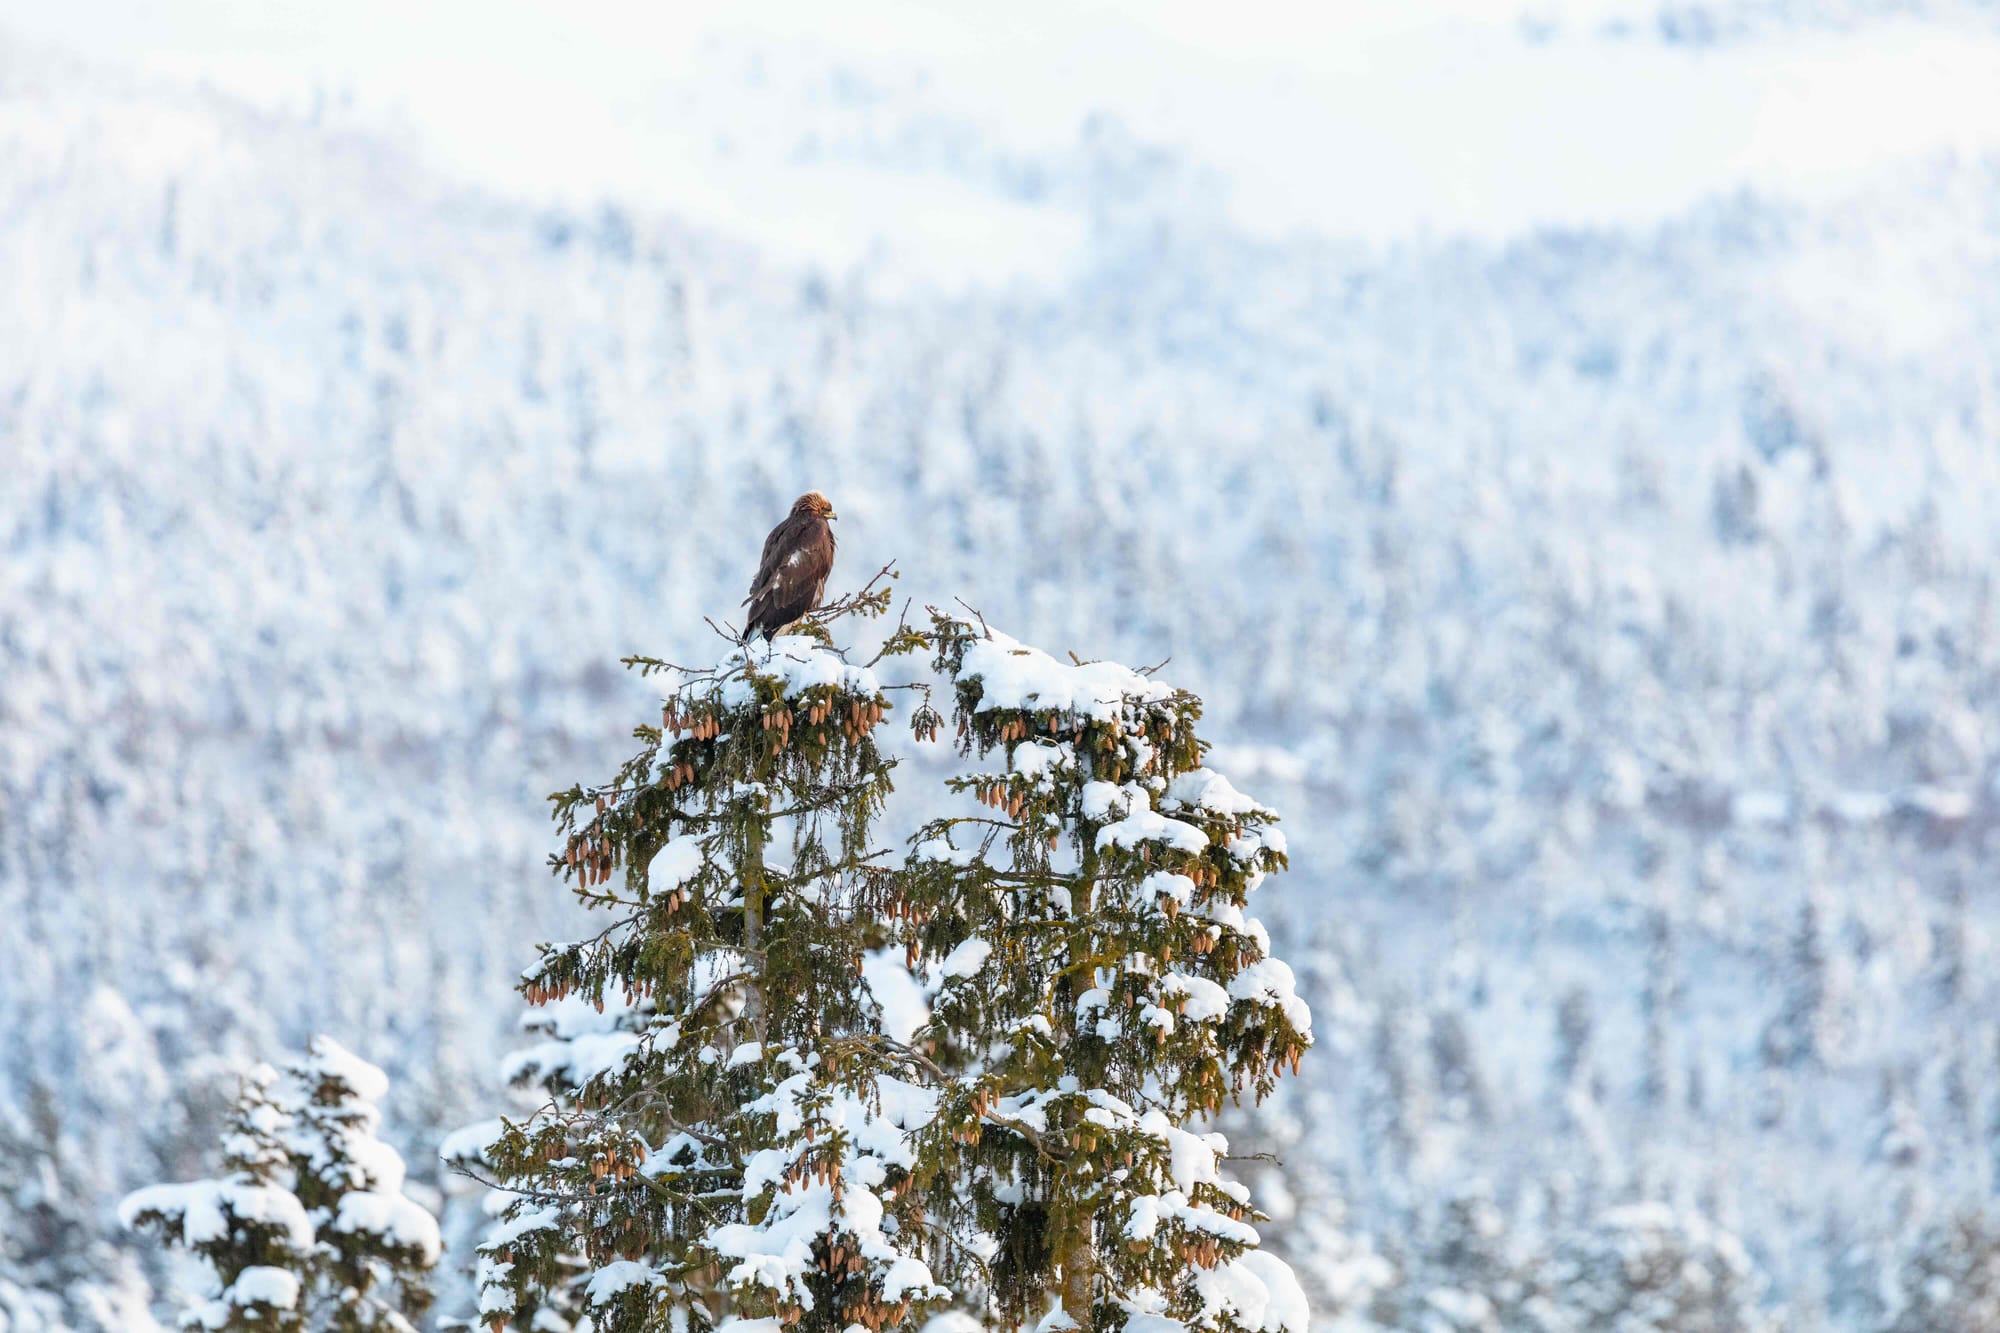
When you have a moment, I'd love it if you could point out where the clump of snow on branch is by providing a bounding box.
[958,629,1172,720]
[716,634,884,706]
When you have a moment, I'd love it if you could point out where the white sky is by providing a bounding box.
[6,0,1999,284]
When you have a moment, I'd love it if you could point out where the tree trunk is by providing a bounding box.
[743,816,768,1045]
[1057,1230,1093,1333]
[1056,843,1097,1331]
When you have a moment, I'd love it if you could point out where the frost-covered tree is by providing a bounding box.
[1636,908,1678,1113]
[1386,1186,1535,1333]
[892,613,1313,1333]
[0,1082,161,1333]
[1532,1204,1771,1333]
[1761,891,1848,1071]
[450,585,948,1333]
[1360,996,1430,1185]
[121,1039,439,1332]
[1550,988,1594,1096]
[1888,1209,2000,1333]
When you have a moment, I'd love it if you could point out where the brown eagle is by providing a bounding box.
[743,491,838,640]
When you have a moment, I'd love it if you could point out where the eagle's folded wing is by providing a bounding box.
[744,514,836,636]
[744,521,794,605]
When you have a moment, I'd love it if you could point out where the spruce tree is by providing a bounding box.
[454,585,949,1333]
[284,1040,442,1333]
[891,613,1313,1333]
[1407,1187,1530,1332]
[1760,891,1846,1072]
[453,604,1315,1333]
[1533,1205,1769,1333]
[121,1038,439,1332]
[121,1063,314,1331]
[1889,1209,2000,1333]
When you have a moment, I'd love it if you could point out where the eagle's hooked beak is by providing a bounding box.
[826,509,839,521]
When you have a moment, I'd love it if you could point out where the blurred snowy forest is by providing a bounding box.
[6,3,2000,1329]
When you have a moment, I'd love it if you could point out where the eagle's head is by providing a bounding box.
[794,491,837,521]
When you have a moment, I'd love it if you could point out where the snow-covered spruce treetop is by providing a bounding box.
[895,613,1312,1333]
[446,591,1309,1333]
[449,575,947,1333]
[121,1038,440,1333]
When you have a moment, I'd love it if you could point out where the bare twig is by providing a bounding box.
[951,597,992,639]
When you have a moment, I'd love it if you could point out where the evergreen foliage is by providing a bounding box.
[454,578,946,1333]
[894,613,1311,1333]
[120,1039,439,1332]
[449,601,1313,1333]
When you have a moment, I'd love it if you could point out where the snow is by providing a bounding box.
[1164,769,1271,819]
[879,1256,938,1302]
[521,989,643,1038]
[296,1037,390,1102]
[1120,1315,1185,1333]
[39,0,1992,263]
[584,1259,666,1304]
[1082,782,1130,822]
[1731,788,1791,826]
[118,1180,315,1252]
[1225,825,1286,865]
[1225,959,1313,1037]
[722,636,881,704]
[861,948,931,1044]
[959,629,1173,721]
[1096,798,1210,856]
[712,1071,945,1311]
[936,938,993,982]
[912,833,980,866]
[476,1259,518,1316]
[647,838,709,893]
[223,1267,299,1310]
[502,1030,643,1088]
[480,1205,562,1251]
[1193,1252,1309,1333]
[1162,973,1231,1024]
[1011,741,1072,783]
[921,1315,984,1333]
[441,1118,513,1168]
[331,1190,444,1263]
[1124,1185,1259,1247]
[1138,871,1195,912]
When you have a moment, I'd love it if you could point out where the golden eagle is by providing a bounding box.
[743,491,838,640]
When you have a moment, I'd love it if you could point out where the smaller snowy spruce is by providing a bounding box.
[121,1038,440,1332]
[892,612,1312,1333]
[448,576,949,1333]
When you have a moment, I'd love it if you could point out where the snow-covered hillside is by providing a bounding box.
[4,9,2000,1329]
